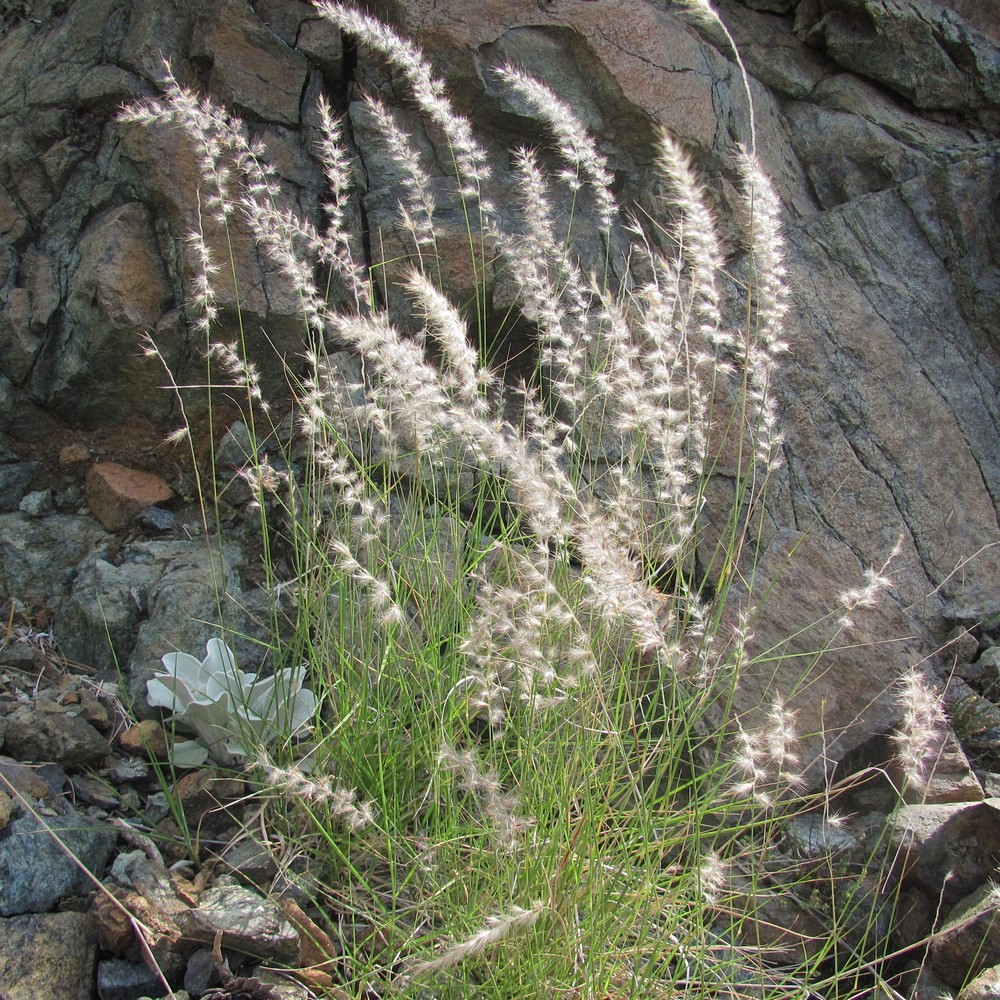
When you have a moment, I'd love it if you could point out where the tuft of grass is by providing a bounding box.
[117,3,946,996]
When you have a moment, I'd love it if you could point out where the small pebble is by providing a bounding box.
[59,444,90,465]
[118,720,169,760]
[138,506,175,531]
[104,755,150,782]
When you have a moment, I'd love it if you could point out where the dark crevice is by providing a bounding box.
[332,32,376,311]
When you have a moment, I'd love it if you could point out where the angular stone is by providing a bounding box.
[794,0,1000,111]
[219,835,280,886]
[930,884,1000,988]
[890,799,1000,906]
[118,719,169,760]
[0,911,97,1000]
[958,963,1000,1000]
[910,963,956,1000]
[733,888,828,966]
[57,553,162,675]
[183,946,225,997]
[96,958,163,1000]
[19,488,54,517]
[0,512,107,606]
[59,444,90,465]
[176,877,300,962]
[3,701,109,766]
[47,202,175,426]
[943,676,1000,760]
[173,768,247,837]
[908,726,984,805]
[0,461,39,512]
[255,0,313,46]
[124,537,251,716]
[726,530,924,789]
[0,810,115,916]
[195,0,309,126]
[84,462,173,532]
[69,773,123,811]
[783,813,859,857]
[89,890,136,955]
[99,858,189,981]
[137,506,175,531]
[297,10,344,76]
[0,757,53,802]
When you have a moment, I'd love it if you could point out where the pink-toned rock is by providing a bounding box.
[118,719,169,760]
[59,443,89,465]
[0,757,53,802]
[906,727,983,805]
[84,462,173,532]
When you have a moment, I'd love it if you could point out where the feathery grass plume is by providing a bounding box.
[502,146,593,410]
[437,741,535,849]
[460,541,601,726]
[236,142,331,334]
[313,2,491,198]
[119,60,239,225]
[122,61,341,333]
[183,226,220,334]
[838,534,903,630]
[735,148,789,472]
[314,94,371,310]
[402,269,494,413]
[410,899,545,976]
[125,6,834,992]
[698,851,730,906]
[893,667,947,792]
[729,696,803,807]
[327,536,408,629]
[206,341,266,408]
[653,132,728,355]
[361,95,439,257]
[495,64,617,233]
[254,749,377,831]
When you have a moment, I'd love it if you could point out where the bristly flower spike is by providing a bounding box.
[313,2,491,196]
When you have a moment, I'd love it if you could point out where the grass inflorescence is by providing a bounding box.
[120,3,947,996]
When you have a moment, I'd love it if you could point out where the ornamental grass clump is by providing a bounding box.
[119,3,918,996]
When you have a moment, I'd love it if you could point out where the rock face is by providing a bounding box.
[0,0,998,773]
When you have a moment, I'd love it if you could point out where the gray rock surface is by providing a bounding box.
[0,461,39,511]
[122,537,251,713]
[0,911,97,1000]
[0,512,107,608]
[0,809,115,916]
[890,799,1000,907]
[959,964,1000,1000]
[3,700,109,766]
[793,0,1000,112]
[176,878,301,962]
[930,883,1000,988]
[96,958,164,1000]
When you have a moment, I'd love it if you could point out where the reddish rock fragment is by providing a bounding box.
[84,462,173,531]
[59,444,90,465]
[118,719,169,759]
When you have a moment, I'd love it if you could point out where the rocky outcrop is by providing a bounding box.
[0,0,998,777]
[1,5,1000,996]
